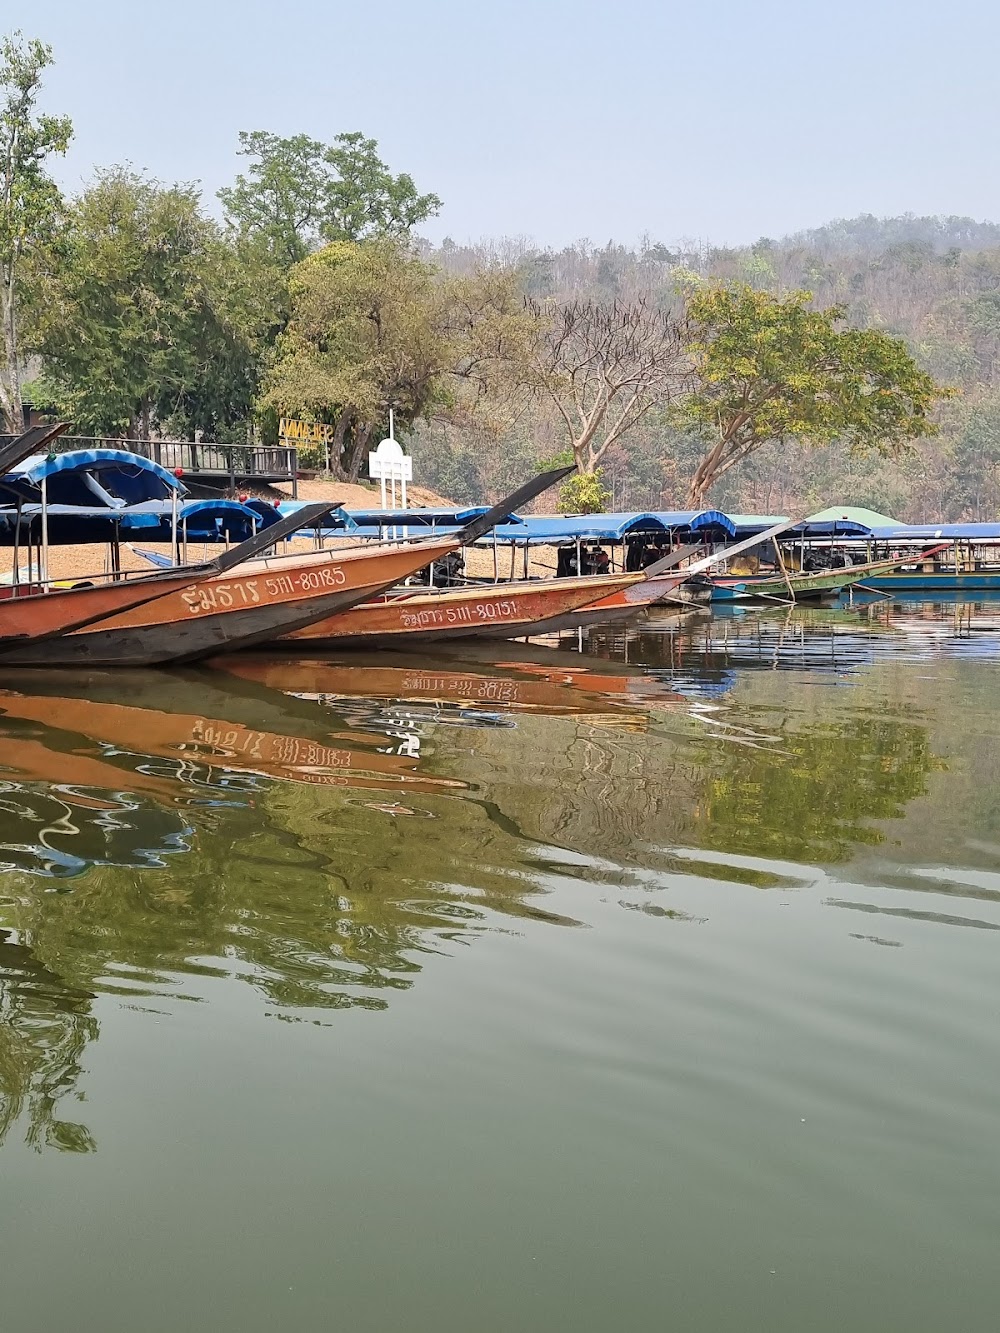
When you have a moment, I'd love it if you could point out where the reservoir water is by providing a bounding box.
[0,597,998,1332]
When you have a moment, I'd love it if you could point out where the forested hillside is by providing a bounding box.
[413,216,1000,521]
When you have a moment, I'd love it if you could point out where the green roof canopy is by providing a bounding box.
[804,504,900,528]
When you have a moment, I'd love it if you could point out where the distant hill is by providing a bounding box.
[771,214,1000,259]
[412,215,1000,523]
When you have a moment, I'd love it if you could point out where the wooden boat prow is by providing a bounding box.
[0,537,460,666]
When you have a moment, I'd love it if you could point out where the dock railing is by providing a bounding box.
[0,434,298,495]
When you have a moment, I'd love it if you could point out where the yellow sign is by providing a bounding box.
[279,418,335,444]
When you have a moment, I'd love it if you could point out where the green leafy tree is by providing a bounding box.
[264,240,532,483]
[32,168,254,438]
[262,238,452,480]
[0,32,71,432]
[679,282,951,505]
[218,130,441,268]
[556,467,611,514]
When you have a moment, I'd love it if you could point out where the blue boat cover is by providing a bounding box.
[1,449,186,506]
[653,510,737,536]
[0,499,267,546]
[485,510,736,544]
[869,522,1000,541]
[727,513,875,538]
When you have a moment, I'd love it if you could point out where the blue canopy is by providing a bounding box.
[869,522,1000,542]
[1,448,186,506]
[653,510,737,537]
[484,510,736,545]
[728,513,876,539]
[0,498,267,546]
[344,505,503,527]
[273,501,524,537]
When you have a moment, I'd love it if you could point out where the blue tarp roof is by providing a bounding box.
[1,448,186,506]
[869,522,1000,541]
[273,501,524,535]
[484,510,736,545]
[727,513,876,539]
[653,510,736,536]
[0,498,270,546]
[344,505,501,526]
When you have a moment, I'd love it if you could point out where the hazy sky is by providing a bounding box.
[8,0,998,249]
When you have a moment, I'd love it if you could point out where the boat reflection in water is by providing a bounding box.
[220,645,689,728]
[0,626,958,1156]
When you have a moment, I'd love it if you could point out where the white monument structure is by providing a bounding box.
[368,413,412,512]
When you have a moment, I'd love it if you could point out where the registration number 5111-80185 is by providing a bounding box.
[181,565,347,615]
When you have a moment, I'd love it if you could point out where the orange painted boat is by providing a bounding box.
[278,572,654,649]
[0,536,458,667]
[0,497,338,654]
[0,567,237,648]
[506,568,696,637]
[0,465,574,666]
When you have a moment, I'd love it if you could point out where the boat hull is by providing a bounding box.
[502,571,691,637]
[0,571,209,648]
[858,571,1000,591]
[708,556,907,602]
[279,574,647,647]
[1,540,456,666]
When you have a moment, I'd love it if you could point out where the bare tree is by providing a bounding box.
[525,296,688,474]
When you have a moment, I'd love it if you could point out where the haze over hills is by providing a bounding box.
[413,214,1000,522]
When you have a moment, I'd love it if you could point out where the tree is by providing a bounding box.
[218,130,441,268]
[31,168,254,439]
[523,296,689,478]
[557,468,611,514]
[263,238,452,481]
[679,282,950,505]
[0,32,71,432]
[947,395,1000,519]
[263,241,534,482]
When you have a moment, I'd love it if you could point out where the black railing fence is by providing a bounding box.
[0,434,298,494]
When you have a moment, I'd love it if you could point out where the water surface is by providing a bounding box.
[0,598,998,1332]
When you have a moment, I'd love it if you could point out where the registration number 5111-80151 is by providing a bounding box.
[181,565,347,615]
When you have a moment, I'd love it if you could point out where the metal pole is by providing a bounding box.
[171,485,179,566]
[12,499,21,588]
[40,474,49,586]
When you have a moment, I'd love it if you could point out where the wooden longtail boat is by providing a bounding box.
[486,568,696,637]
[0,502,342,653]
[278,542,706,649]
[0,536,459,667]
[279,572,651,648]
[708,551,941,602]
[0,465,574,667]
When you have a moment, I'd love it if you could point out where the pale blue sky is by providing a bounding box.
[8,0,998,248]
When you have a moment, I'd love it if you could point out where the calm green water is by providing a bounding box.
[1,598,999,1332]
